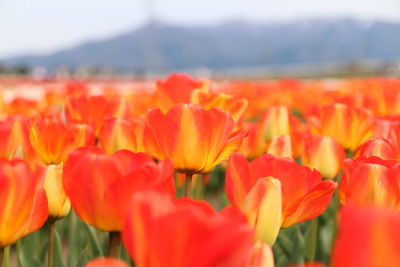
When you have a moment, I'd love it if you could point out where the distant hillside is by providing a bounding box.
[2,18,400,72]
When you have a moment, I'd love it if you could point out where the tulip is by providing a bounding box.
[261,105,291,141]
[191,89,248,126]
[332,206,400,267]
[339,157,400,209]
[122,190,255,267]
[239,122,265,159]
[63,146,175,232]
[226,153,336,229]
[311,103,374,151]
[0,118,17,158]
[301,133,345,179]
[0,159,48,247]
[144,104,245,174]
[65,95,128,137]
[99,117,145,154]
[155,73,207,112]
[355,138,398,160]
[29,119,95,165]
[85,258,128,267]
[266,135,293,158]
[247,241,275,267]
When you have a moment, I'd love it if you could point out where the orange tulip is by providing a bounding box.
[239,122,265,159]
[0,159,48,247]
[226,153,336,228]
[85,258,129,267]
[0,118,18,158]
[122,190,255,267]
[191,89,248,126]
[332,206,400,267]
[310,103,374,151]
[144,104,245,174]
[355,138,398,160]
[65,95,127,137]
[248,242,275,267]
[265,135,293,158]
[261,105,291,141]
[155,73,207,112]
[301,133,345,179]
[29,119,95,165]
[339,157,400,209]
[63,147,175,231]
[99,117,145,154]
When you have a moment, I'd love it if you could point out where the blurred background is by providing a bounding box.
[0,0,400,78]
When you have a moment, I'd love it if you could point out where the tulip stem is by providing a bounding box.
[308,218,319,262]
[184,174,193,197]
[48,219,56,267]
[0,247,3,267]
[108,232,121,258]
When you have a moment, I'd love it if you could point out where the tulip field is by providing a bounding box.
[0,74,400,267]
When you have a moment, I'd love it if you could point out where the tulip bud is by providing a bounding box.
[44,164,71,218]
[262,106,290,141]
[266,135,292,158]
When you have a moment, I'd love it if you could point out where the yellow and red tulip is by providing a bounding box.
[226,153,336,229]
[0,159,48,247]
[63,147,175,231]
[144,103,245,174]
[301,133,345,179]
[355,138,398,160]
[99,117,146,154]
[122,190,255,267]
[339,157,400,209]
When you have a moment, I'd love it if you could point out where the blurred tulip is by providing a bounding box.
[266,135,293,158]
[226,153,336,228]
[301,134,345,179]
[355,138,398,160]
[262,105,291,141]
[65,95,128,137]
[85,258,129,267]
[0,118,17,158]
[311,103,374,151]
[191,89,248,126]
[0,159,48,247]
[63,147,175,231]
[239,122,265,159]
[145,104,245,174]
[29,119,95,165]
[122,190,255,267]
[247,241,275,267]
[339,157,400,209]
[332,206,400,267]
[287,263,326,267]
[99,118,145,154]
[155,73,207,112]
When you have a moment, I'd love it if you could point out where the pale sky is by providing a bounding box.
[0,0,399,58]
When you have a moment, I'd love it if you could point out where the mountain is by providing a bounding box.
[2,18,400,72]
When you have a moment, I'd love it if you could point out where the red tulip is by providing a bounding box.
[63,147,175,231]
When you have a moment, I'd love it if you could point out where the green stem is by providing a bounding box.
[184,174,193,197]
[193,174,204,200]
[3,247,9,267]
[48,220,56,267]
[308,218,319,262]
[108,232,121,258]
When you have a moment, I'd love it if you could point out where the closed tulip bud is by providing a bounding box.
[266,135,293,158]
[145,104,245,174]
[99,118,145,154]
[262,106,291,141]
[44,164,71,218]
[302,134,345,179]
[243,177,282,245]
[0,159,48,247]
